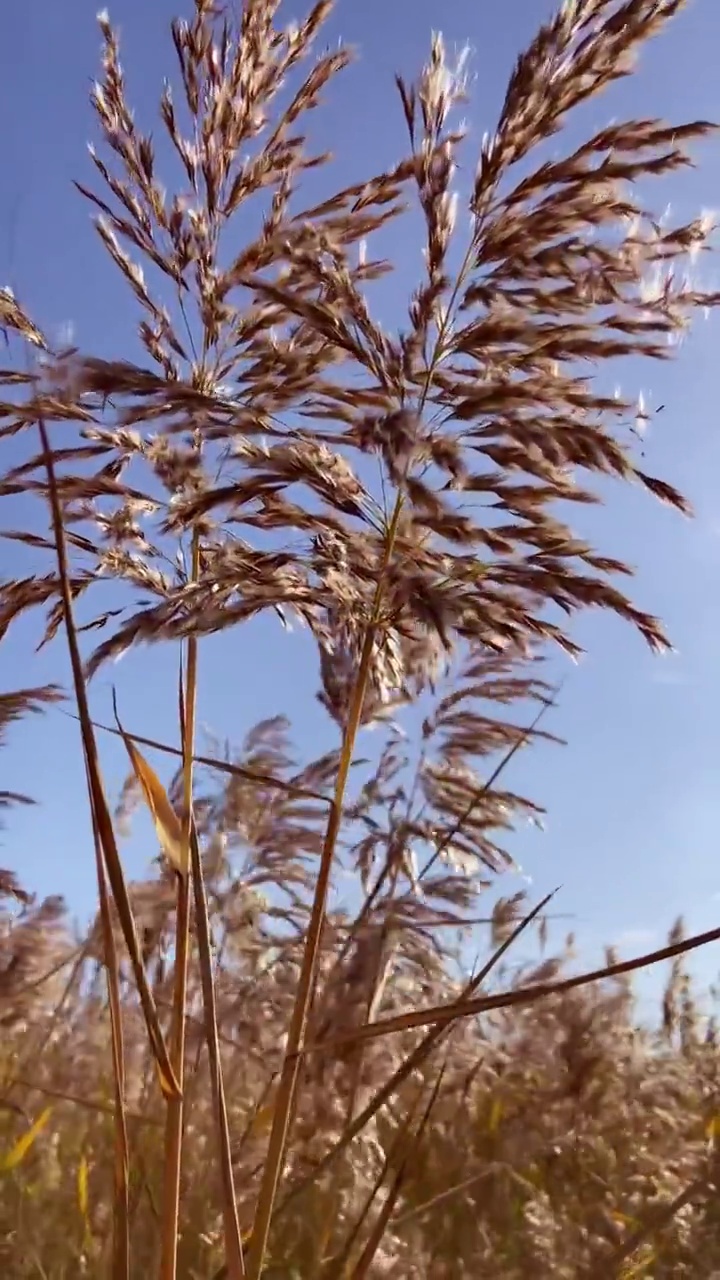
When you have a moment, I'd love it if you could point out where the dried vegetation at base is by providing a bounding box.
[1,1,720,1275]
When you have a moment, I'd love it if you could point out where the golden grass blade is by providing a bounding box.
[1,1105,52,1171]
[77,1152,89,1214]
[77,1153,91,1246]
[112,689,185,875]
[37,415,180,1101]
[248,1103,274,1140]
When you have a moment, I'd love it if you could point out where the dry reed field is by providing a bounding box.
[2,0,720,1275]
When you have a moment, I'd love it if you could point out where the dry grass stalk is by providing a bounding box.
[35,413,180,1102]
[308,920,720,1053]
[36,410,135,1276]
[188,816,246,1278]
[158,552,198,1280]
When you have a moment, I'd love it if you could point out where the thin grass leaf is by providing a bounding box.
[2,1105,52,1171]
[392,1166,497,1229]
[78,1153,90,1232]
[6,1078,161,1126]
[112,688,186,875]
[63,710,330,802]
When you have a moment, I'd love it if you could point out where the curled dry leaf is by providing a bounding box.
[112,691,186,875]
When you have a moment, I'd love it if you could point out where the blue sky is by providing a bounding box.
[2,0,720,1008]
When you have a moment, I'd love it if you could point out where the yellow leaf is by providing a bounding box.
[77,1154,89,1221]
[158,1061,182,1101]
[2,1107,52,1171]
[706,1114,720,1144]
[619,1245,655,1279]
[113,693,185,874]
[612,1210,638,1229]
[249,1103,274,1137]
[487,1097,503,1134]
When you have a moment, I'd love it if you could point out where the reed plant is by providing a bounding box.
[2,1,720,1275]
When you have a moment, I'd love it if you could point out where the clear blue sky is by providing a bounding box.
[2,0,720,1004]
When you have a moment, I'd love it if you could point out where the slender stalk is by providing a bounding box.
[244,503,403,1279]
[159,532,200,1280]
[246,244,490,1273]
[189,817,246,1277]
[415,690,560,885]
[36,415,180,1100]
[38,414,131,1277]
[159,870,191,1279]
[92,820,131,1280]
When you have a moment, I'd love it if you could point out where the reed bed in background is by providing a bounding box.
[1,0,719,1275]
